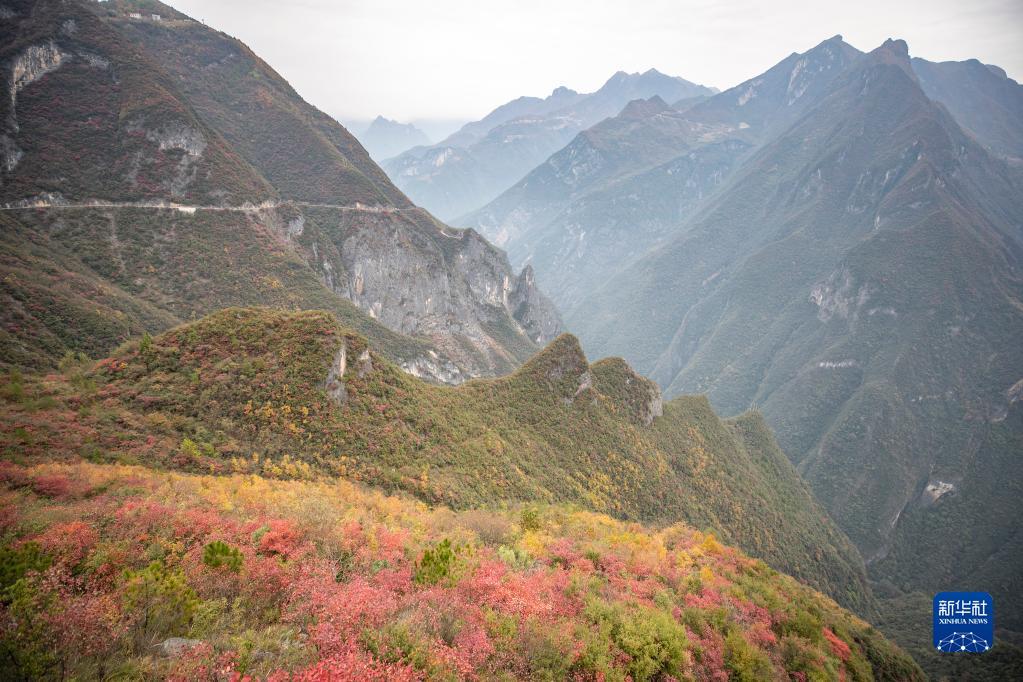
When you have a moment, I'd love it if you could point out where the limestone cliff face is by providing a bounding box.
[270,205,564,380]
[508,265,563,345]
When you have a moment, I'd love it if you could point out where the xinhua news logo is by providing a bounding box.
[933,592,994,653]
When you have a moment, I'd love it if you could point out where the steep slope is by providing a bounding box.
[570,39,1023,636]
[912,56,1023,163]
[384,69,715,220]
[100,0,406,207]
[0,461,923,681]
[0,0,272,204]
[464,36,862,312]
[0,0,561,379]
[2,306,875,613]
[355,115,431,162]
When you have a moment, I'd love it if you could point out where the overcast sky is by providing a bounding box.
[167,0,1023,125]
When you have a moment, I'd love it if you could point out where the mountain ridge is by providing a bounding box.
[384,68,716,220]
[463,36,864,312]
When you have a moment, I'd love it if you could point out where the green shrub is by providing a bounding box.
[0,543,51,598]
[0,576,57,679]
[725,629,774,681]
[139,332,155,368]
[520,507,542,532]
[585,600,690,681]
[413,538,458,586]
[778,608,824,643]
[202,541,243,572]
[123,561,199,643]
[1,371,26,404]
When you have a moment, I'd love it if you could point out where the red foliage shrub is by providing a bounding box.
[258,519,304,559]
[0,461,30,487]
[548,538,594,574]
[449,619,495,673]
[823,627,852,662]
[461,559,576,620]
[173,508,233,541]
[690,629,729,682]
[35,521,99,565]
[624,575,659,605]
[166,642,219,682]
[372,565,413,593]
[48,591,125,660]
[376,525,410,561]
[286,565,399,649]
[30,473,73,499]
[0,503,18,533]
[733,598,777,648]
[279,645,422,682]
[239,551,292,610]
[114,498,177,537]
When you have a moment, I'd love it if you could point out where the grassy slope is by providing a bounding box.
[0,460,922,681]
[2,307,872,615]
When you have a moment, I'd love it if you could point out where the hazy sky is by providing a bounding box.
[168,0,1023,124]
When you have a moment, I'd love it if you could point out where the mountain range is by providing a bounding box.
[382,69,716,220]
[464,33,1023,674]
[1,0,1019,678]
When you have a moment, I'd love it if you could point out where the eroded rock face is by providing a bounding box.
[401,353,464,384]
[280,207,563,381]
[920,479,956,507]
[142,122,208,158]
[9,40,70,129]
[325,342,379,401]
[509,265,563,345]
[0,134,22,172]
[810,268,872,323]
[325,345,347,404]
[124,118,208,196]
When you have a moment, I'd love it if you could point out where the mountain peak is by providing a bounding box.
[875,38,908,61]
[869,38,915,79]
[879,37,910,57]
[515,333,590,398]
[619,95,672,119]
